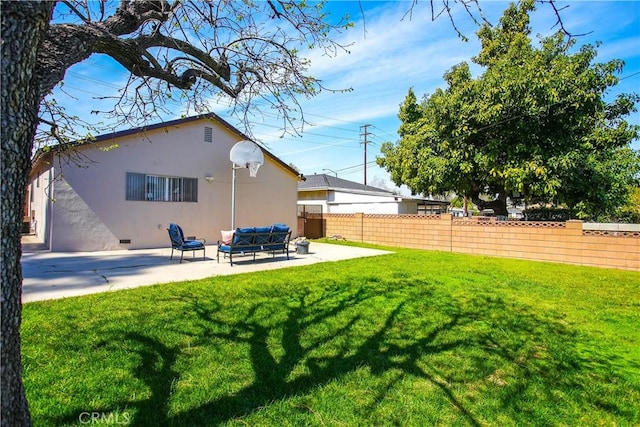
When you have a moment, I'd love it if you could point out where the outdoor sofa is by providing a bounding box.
[217,224,291,266]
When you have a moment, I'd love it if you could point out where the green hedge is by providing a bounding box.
[524,207,640,223]
[524,207,575,222]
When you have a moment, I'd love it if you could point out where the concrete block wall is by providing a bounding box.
[451,218,574,263]
[323,213,639,271]
[579,230,640,270]
[325,213,362,242]
[362,214,451,251]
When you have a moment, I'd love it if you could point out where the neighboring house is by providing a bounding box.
[28,113,301,251]
[297,174,447,215]
[451,205,524,219]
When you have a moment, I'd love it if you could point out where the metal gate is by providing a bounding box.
[297,205,324,238]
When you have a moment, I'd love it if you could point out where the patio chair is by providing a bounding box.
[167,223,206,263]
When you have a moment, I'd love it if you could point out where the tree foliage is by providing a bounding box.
[618,186,640,223]
[378,0,639,218]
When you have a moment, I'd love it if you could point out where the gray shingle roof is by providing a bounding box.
[299,174,394,195]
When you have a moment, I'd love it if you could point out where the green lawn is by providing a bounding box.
[22,243,640,426]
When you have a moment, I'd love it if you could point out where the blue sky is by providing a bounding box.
[52,1,640,193]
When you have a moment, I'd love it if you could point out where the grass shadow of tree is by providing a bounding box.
[48,277,633,426]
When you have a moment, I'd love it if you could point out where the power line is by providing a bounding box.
[333,160,379,174]
[371,124,398,141]
[58,60,639,152]
[620,71,640,81]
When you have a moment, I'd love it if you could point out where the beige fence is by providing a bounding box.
[323,213,640,272]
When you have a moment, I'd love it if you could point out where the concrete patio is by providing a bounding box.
[21,236,393,303]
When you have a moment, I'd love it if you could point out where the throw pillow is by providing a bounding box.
[221,230,234,245]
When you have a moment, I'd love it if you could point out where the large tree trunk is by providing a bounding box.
[470,188,509,217]
[1,2,55,426]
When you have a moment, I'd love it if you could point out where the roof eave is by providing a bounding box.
[30,113,302,180]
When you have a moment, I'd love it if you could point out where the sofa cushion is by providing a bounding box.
[218,244,246,254]
[182,240,204,249]
[270,224,289,244]
[168,223,185,246]
[254,226,272,245]
[233,227,255,245]
[271,223,289,233]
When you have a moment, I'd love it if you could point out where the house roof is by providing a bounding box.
[298,174,396,196]
[31,112,301,179]
[299,174,451,207]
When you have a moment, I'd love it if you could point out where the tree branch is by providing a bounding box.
[541,0,592,38]
[99,0,171,36]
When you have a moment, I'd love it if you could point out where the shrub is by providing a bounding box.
[524,207,575,221]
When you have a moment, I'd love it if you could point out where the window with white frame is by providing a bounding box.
[126,173,198,202]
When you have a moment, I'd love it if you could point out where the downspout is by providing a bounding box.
[44,166,53,249]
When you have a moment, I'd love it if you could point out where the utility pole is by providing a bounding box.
[360,124,371,185]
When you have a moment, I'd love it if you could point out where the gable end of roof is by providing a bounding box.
[31,113,302,180]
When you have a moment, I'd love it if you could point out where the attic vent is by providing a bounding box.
[204,127,213,143]
[119,239,131,244]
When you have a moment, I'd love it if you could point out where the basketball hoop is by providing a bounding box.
[230,140,264,170]
[248,162,261,178]
[229,140,264,229]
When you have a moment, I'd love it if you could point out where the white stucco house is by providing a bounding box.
[27,113,302,251]
[297,174,448,215]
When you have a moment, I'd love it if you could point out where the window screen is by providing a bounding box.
[126,173,197,202]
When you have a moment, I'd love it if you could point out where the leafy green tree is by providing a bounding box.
[378,0,639,217]
[560,148,640,220]
[618,186,640,223]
